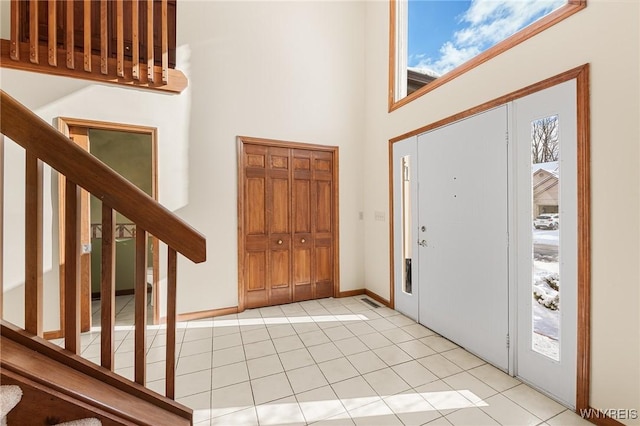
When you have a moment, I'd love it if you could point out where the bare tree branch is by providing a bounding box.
[531,116,559,164]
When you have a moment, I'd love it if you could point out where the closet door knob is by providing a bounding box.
[277,239,283,245]
[301,238,306,243]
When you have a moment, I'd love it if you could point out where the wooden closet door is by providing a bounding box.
[312,151,334,299]
[267,147,293,305]
[292,150,313,301]
[242,145,293,308]
[241,140,336,309]
[243,145,269,308]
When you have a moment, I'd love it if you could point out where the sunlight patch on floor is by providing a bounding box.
[193,390,487,425]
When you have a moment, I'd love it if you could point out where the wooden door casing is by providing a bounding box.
[239,138,338,310]
[53,118,160,340]
[68,127,92,333]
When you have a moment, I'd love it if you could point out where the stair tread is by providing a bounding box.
[0,338,190,426]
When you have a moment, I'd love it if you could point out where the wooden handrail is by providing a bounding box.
[0,90,206,264]
[2,89,204,408]
[1,321,192,423]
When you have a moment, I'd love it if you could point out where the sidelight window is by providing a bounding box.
[531,114,561,361]
[401,155,413,295]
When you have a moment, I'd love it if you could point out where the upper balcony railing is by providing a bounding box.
[1,0,187,93]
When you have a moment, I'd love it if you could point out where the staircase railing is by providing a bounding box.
[0,89,206,400]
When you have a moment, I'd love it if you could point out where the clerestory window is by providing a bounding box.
[390,0,586,111]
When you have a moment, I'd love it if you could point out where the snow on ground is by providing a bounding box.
[532,228,560,359]
[533,332,559,361]
[533,229,560,246]
[533,298,559,339]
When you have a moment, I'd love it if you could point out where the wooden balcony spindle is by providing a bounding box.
[100,205,116,371]
[48,0,57,66]
[132,0,140,80]
[100,0,108,75]
[0,136,5,318]
[25,153,43,337]
[147,0,155,83]
[161,0,169,84]
[29,0,39,64]
[10,0,20,60]
[64,180,82,354]
[134,227,148,385]
[166,247,177,399]
[66,0,74,69]
[83,0,92,72]
[116,0,124,77]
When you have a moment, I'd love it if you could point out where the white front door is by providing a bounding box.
[514,80,577,408]
[417,106,510,370]
[392,136,419,321]
[391,81,580,406]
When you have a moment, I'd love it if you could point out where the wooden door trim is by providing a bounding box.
[237,136,340,312]
[54,118,160,337]
[388,64,590,412]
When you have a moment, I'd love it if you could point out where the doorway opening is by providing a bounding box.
[56,119,159,333]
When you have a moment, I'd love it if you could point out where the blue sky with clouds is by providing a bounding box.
[408,0,567,77]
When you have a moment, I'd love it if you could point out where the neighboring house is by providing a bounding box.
[533,161,559,217]
[0,0,638,424]
[407,68,437,95]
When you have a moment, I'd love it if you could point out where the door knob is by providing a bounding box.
[418,239,427,247]
[278,239,283,245]
[301,238,306,243]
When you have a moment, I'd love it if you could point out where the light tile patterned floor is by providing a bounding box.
[54,295,592,426]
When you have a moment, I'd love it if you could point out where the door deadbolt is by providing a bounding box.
[420,226,426,232]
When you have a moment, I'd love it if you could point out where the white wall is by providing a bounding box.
[363,0,639,421]
[1,1,365,327]
[174,0,366,311]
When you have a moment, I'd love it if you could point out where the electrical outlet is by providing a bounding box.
[359,211,364,220]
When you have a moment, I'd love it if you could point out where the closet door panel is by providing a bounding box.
[315,180,332,234]
[245,251,267,307]
[268,147,292,304]
[269,241,291,305]
[313,151,334,299]
[271,178,290,234]
[314,244,333,298]
[293,150,314,301]
[243,145,269,307]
